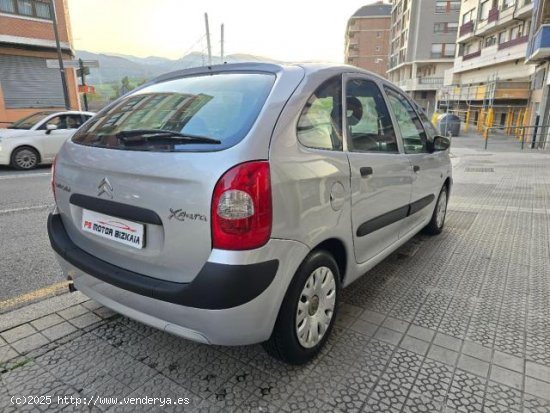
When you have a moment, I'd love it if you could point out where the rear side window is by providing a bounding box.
[297,76,343,151]
[72,73,275,152]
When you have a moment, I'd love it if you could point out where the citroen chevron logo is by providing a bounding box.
[97,177,113,199]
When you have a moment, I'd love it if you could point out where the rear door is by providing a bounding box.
[384,87,443,236]
[344,75,413,264]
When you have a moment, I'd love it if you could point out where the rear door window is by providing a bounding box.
[72,73,275,152]
[346,79,398,153]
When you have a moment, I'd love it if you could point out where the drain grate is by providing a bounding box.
[465,167,494,172]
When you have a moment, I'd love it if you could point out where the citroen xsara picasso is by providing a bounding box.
[48,63,452,364]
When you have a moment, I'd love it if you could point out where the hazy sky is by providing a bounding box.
[67,0,381,62]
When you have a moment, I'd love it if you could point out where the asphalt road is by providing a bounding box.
[0,165,64,302]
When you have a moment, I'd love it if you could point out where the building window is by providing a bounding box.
[376,46,381,52]
[462,8,475,23]
[480,0,491,20]
[434,22,459,33]
[0,0,52,20]
[485,35,497,47]
[0,0,15,12]
[510,25,521,40]
[436,1,461,13]
[502,0,515,9]
[431,43,456,58]
[498,31,507,43]
[450,1,461,11]
[376,31,382,38]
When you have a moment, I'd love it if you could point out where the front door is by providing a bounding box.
[384,87,445,236]
[344,75,413,264]
[39,115,82,159]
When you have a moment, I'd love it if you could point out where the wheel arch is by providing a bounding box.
[311,237,347,283]
[443,176,452,197]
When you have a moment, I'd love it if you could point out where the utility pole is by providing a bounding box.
[204,13,212,66]
[221,24,224,63]
[51,0,71,109]
[78,59,89,111]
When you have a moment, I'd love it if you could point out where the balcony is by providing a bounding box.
[526,24,550,62]
[396,76,444,91]
[488,7,499,23]
[515,0,533,19]
[463,50,481,61]
[454,40,529,74]
[459,21,474,37]
[474,2,533,38]
[498,35,528,50]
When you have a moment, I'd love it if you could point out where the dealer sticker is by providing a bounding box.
[81,209,144,249]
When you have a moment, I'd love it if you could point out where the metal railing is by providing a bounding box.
[484,125,549,150]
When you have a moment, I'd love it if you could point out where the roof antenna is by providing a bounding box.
[204,12,212,66]
[221,23,224,64]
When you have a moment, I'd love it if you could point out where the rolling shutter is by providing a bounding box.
[0,54,65,108]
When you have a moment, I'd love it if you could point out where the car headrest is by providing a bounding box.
[347,96,363,126]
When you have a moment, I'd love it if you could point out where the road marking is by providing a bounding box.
[0,172,50,180]
[0,281,69,312]
[0,205,51,215]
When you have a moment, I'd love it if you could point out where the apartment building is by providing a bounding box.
[526,0,550,147]
[345,2,392,78]
[444,0,533,127]
[0,0,80,126]
[388,0,460,115]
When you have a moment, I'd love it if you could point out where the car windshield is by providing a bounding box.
[72,72,276,152]
[9,112,56,130]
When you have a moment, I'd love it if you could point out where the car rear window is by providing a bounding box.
[71,72,275,152]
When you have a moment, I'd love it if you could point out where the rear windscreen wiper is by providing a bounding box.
[116,129,221,144]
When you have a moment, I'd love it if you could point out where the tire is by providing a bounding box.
[423,185,448,235]
[263,250,340,365]
[11,147,39,170]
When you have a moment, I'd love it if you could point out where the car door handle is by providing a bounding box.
[413,165,420,173]
[360,167,373,177]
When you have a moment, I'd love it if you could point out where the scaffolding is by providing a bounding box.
[435,76,531,137]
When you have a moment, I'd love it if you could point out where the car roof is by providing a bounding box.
[48,111,96,116]
[151,62,390,86]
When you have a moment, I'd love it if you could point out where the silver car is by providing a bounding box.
[48,63,451,364]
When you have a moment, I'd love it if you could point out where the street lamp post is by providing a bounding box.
[50,0,71,109]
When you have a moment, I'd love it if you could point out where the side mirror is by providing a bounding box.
[45,124,58,135]
[432,135,451,152]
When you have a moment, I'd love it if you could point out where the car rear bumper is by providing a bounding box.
[48,212,310,345]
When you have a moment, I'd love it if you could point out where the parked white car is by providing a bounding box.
[0,110,95,169]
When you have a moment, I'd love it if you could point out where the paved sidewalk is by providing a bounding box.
[1,140,550,412]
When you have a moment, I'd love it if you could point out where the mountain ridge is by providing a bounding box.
[75,50,280,83]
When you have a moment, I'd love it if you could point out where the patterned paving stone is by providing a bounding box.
[2,147,550,412]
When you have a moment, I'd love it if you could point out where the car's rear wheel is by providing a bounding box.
[11,147,39,170]
[424,185,448,235]
[263,250,340,365]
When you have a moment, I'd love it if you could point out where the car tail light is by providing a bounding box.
[212,161,272,250]
[51,155,57,203]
